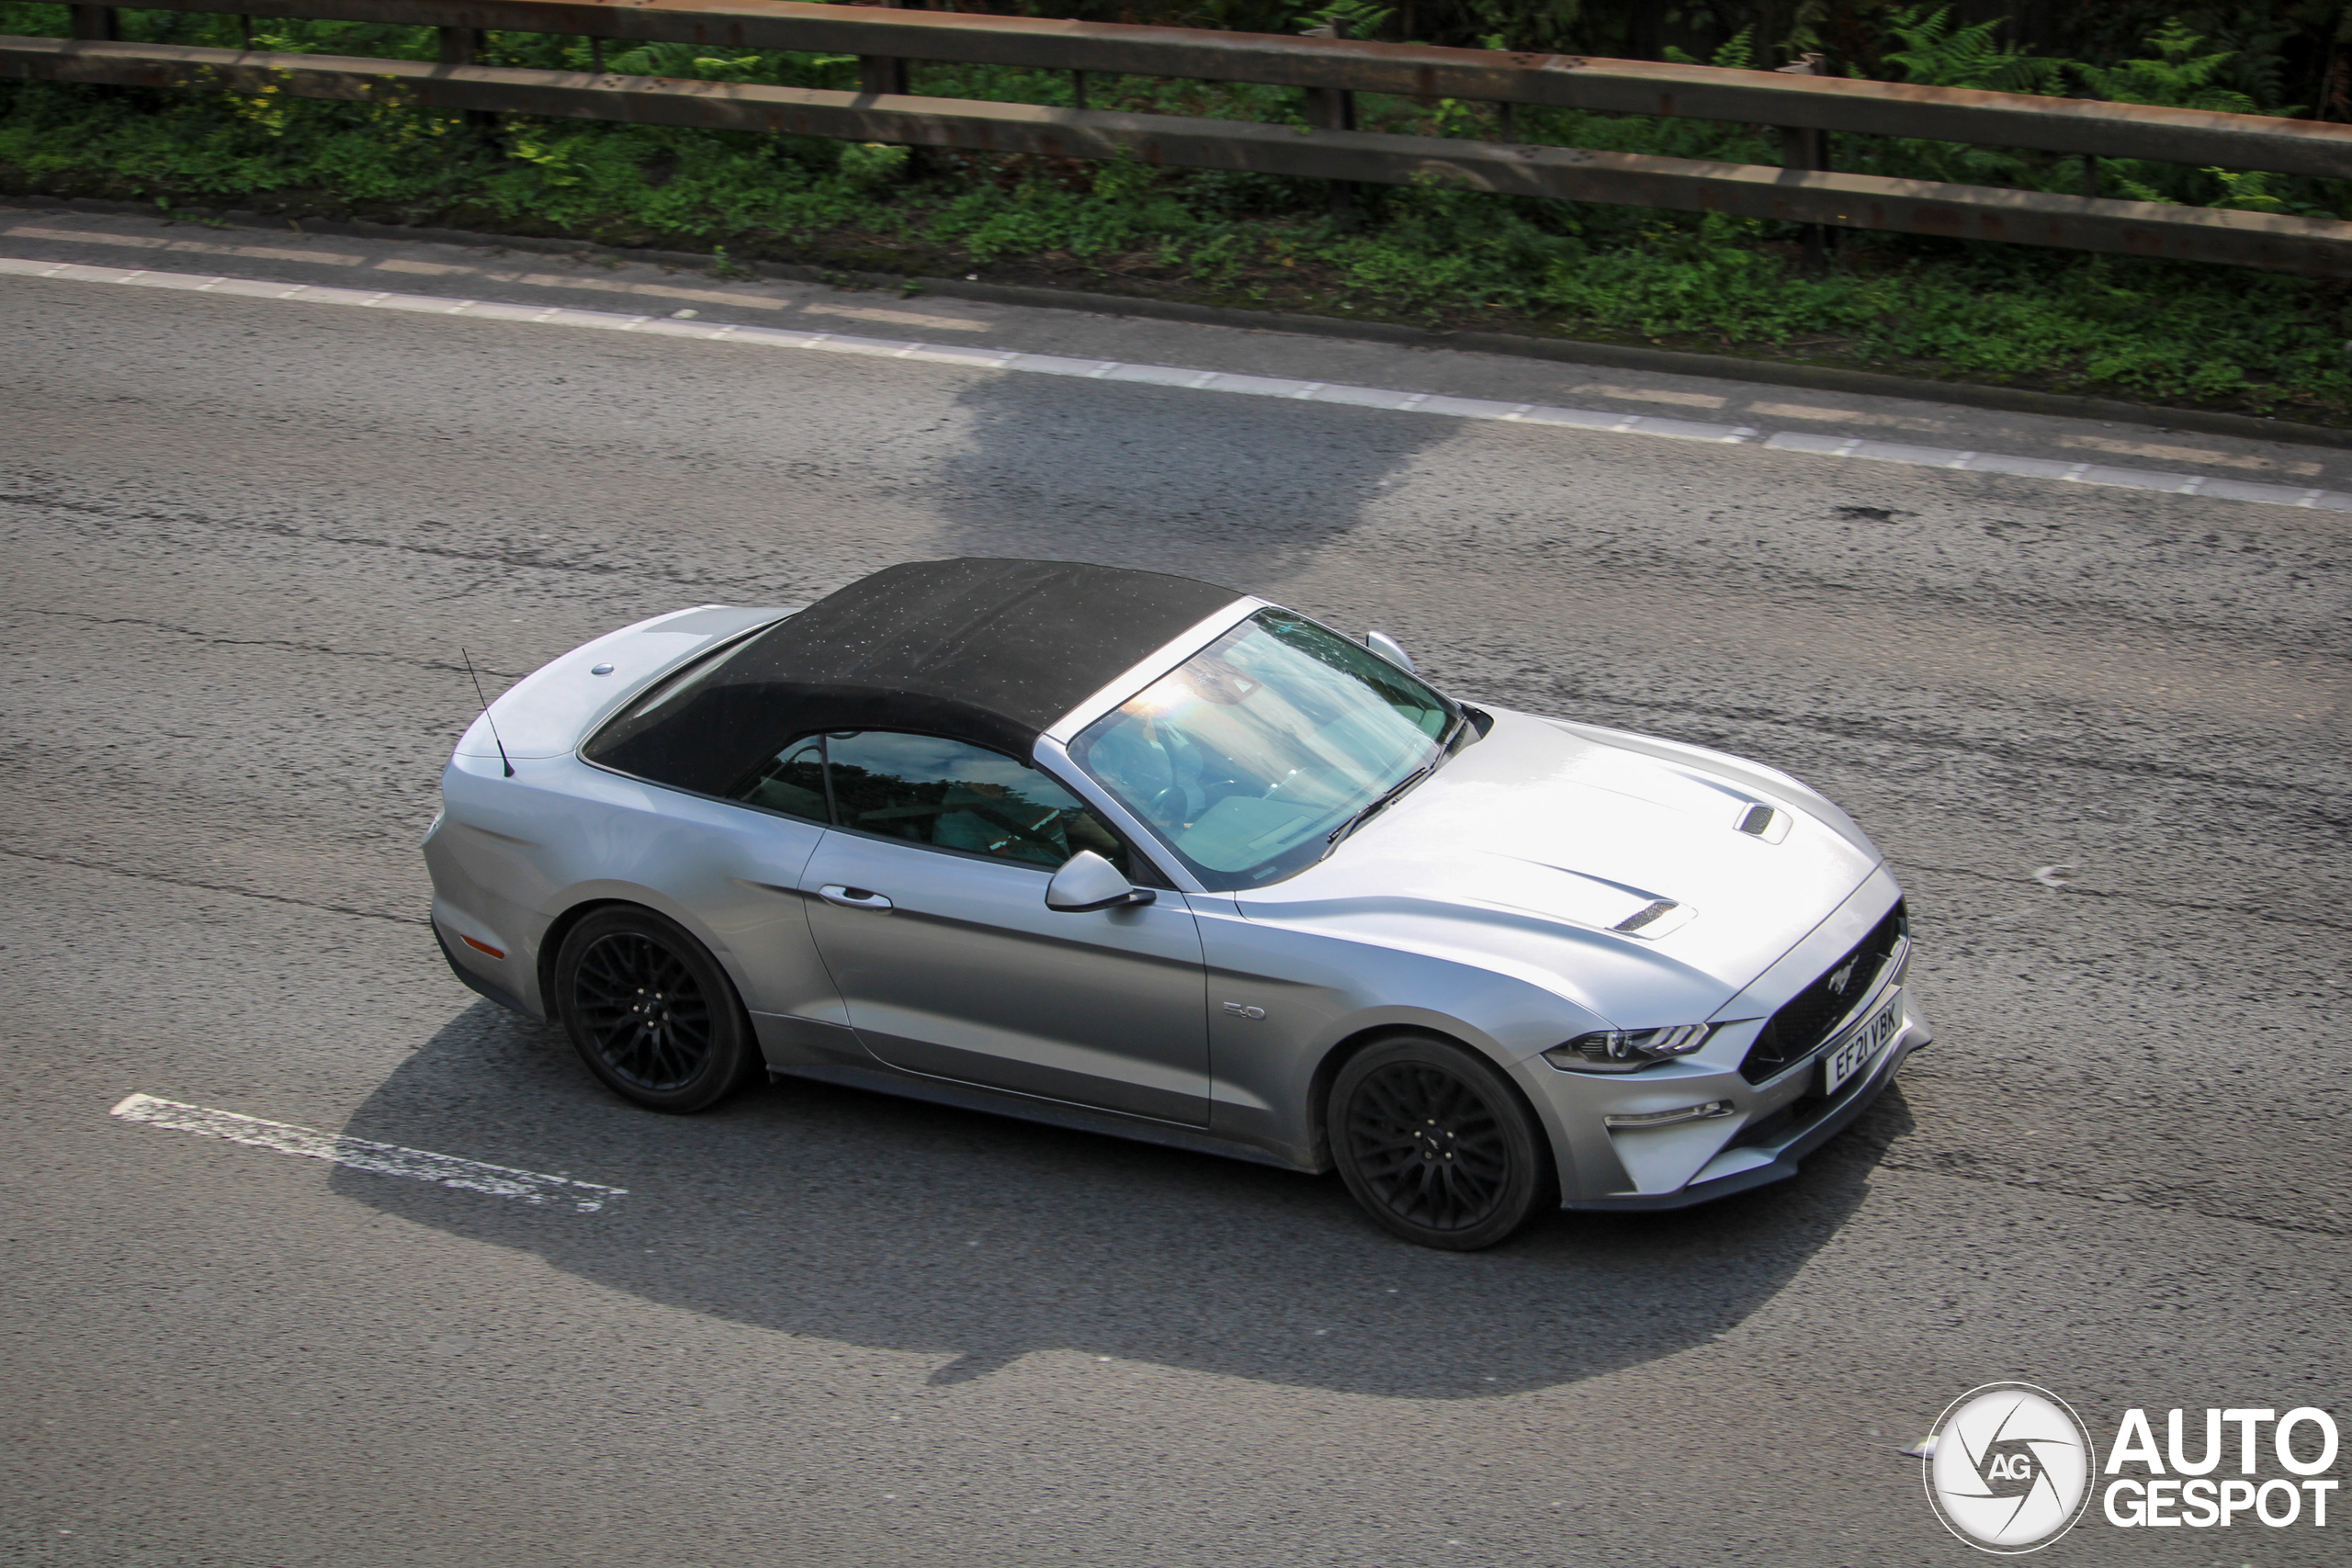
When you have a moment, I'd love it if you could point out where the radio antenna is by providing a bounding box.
[460,648,514,777]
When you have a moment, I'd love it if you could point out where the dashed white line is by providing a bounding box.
[7,254,2345,511]
[108,1092,628,1212]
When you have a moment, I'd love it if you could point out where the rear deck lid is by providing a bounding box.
[455,605,794,760]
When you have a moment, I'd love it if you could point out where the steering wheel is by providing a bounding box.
[965,803,1076,860]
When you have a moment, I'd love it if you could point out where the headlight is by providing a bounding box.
[1543,1024,1713,1074]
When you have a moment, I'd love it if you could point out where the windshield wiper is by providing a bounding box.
[1323,763,1433,856]
[1322,711,1478,858]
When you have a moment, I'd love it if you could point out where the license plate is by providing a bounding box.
[1821,1004,1898,1095]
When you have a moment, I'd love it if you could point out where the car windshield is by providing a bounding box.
[1070,609,1459,890]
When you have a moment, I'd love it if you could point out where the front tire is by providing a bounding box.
[554,907,755,1113]
[1329,1034,1556,1250]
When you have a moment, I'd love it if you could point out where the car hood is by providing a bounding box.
[1227,705,1883,1025]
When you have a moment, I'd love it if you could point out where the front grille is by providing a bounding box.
[1739,900,1907,1085]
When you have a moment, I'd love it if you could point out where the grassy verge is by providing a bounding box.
[6,5,2352,422]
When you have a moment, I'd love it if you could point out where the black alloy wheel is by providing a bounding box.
[1330,1035,1555,1250]
[554,907,755,1113]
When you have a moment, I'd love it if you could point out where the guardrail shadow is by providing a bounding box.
[911,359,1452,592]
[328,998,1900,1399]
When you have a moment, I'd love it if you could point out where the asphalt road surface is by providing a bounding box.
[3,214,2347,1568]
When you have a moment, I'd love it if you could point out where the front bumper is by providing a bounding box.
[1535,987,1931,1212]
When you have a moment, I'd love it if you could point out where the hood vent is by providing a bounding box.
[1734,803,1792,842]
[1737,805,1775,836]
[1612,899,1696,939]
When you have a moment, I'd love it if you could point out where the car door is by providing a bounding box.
[788,730,1210,1126]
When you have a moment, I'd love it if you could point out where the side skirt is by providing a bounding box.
[772,1059,1316,1174]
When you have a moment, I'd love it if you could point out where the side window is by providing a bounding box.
[730,736,829,824]
[824,731,1131,874]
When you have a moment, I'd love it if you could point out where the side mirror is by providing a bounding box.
[1046,850,1157,912]
[1365,629,1416,673]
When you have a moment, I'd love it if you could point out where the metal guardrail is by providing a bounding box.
[6,3,2352,275]
[63,0,2352,180]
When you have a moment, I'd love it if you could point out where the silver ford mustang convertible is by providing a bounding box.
[425,558,1928,1248]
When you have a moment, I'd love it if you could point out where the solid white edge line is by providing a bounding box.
[108,1092,628,1213]
[11,254,2344,512]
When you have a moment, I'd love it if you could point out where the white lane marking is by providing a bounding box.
[108,1093,628,1212]
[6,254,2344,511]
[4,221,368,265]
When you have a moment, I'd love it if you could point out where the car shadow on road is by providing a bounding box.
[330,998,1904,1399]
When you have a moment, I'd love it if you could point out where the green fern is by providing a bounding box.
[2202,165,2291,211]
[601,40,768,83]
[2072,19,2259,113]
[1306,0,1396,40]
[1662,28,1757,71]
[1881,6,2065,93]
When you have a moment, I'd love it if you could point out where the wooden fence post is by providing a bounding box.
[1301,21,1360,225]
[437,26,498,129]
[1776,52,1830,267]
[860,0,910,97]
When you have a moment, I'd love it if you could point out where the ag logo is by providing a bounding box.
[1922,1382,2093,1553]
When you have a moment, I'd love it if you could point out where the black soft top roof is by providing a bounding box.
[584,558,1242,795]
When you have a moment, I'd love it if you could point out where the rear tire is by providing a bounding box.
[554,907,755,1113]
[1329,1034,1556,1250]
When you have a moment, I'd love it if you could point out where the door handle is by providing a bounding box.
[818,884,894,911]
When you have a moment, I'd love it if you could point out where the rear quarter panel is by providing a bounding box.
[428,751,835,1026]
